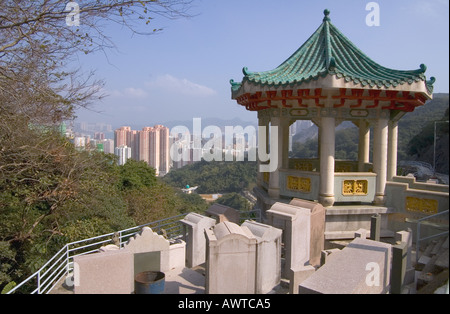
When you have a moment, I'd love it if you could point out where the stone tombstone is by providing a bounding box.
[395,229,413,270]
[395,229,415,286]
[205,221,257,294]
[299,237,392,294]
[74,249,134,294]
[266,200,325,277]
[180,213,216,268]
[205,203,240,224]
[289,265,316,295]
[123,227,171,275]
[289,198,325,267]
[168,239,187,271]
[242,220,282,294]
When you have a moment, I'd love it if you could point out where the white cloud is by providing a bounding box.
[406,0,448,18]
[124,87,148,99]
[146,74,217,97]
[107,87,148,99]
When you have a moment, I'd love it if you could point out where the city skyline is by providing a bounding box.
[73,1,449,127]
[115,125,171,176]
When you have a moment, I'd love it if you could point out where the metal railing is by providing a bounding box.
[416,210,449,265]
[7,209,262,295]
[7,214,186,294]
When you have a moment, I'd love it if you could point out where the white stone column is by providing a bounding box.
[268,117,286,199]
[282,120,290,169]
[358,120,371,172]
[373,116,389,205]
[257,117,268,188]
[319,116,336,207]
[387,120,398,181]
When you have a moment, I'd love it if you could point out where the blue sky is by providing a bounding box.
[74,0,449,128]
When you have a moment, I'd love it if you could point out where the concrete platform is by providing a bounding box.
[164,267,205,294]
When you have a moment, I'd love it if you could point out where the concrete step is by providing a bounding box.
[431,236,447,256]
[442,236,449,250]
[417,269,450,294]
[415,235,449,293]
[423,240,437,257]
[435,248,449,270]
[417,255,431,271]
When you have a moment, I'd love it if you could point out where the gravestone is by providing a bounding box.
[205,203,240,224]
[123,227,171,274]
[180,213,216,268]
[74,249,134,294]
[266,200,325,277]
[395,229,415,288]
[205,221,257,294]
[298,237,392,294]
[289,199,325,266]
[242,220,282,294]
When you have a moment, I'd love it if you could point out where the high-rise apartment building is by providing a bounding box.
[158,125,170,176]
[129,130,139,161]
[114,126,132,148]
[139,127,152,165]
[94,132,105,141]
[115,125,171,176]
[149,127,160,175]
[115,145,132,166]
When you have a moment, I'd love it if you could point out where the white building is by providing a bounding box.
[115,145,132,166]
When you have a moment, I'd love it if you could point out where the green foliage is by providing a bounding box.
[292,127,358,160]
[1,281,16,295]
[163,160,257,194]
[0,242,17,287]
[0,134,193,291]
[399,94,449,161]
[335,128,358,160]
[215,193,252,212]
[118,159,157,190]
[406,104,449,174]
[176,192,210,214]
[292,138,318,158]
[0,0,194,293]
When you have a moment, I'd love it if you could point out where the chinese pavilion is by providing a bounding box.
[231,10,447,238]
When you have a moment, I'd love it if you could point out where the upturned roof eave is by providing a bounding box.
[231,74,433,100]
[231,9,435,100]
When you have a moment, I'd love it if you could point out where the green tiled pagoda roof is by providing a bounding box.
[231,9,435,94]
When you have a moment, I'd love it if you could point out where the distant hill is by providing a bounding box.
[399,93,449,162]
[405,94,449,174]
[291,93,449,174]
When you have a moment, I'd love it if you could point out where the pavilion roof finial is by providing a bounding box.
[231,8,435,100]
[323,9,331,22]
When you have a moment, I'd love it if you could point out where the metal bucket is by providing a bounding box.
[134,271,165,294]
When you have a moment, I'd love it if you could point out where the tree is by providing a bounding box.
[162,160,257,194]
[0,0,193,289]
[1,0,193,124]
[215,193,252,212]
[118,159,158,190]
